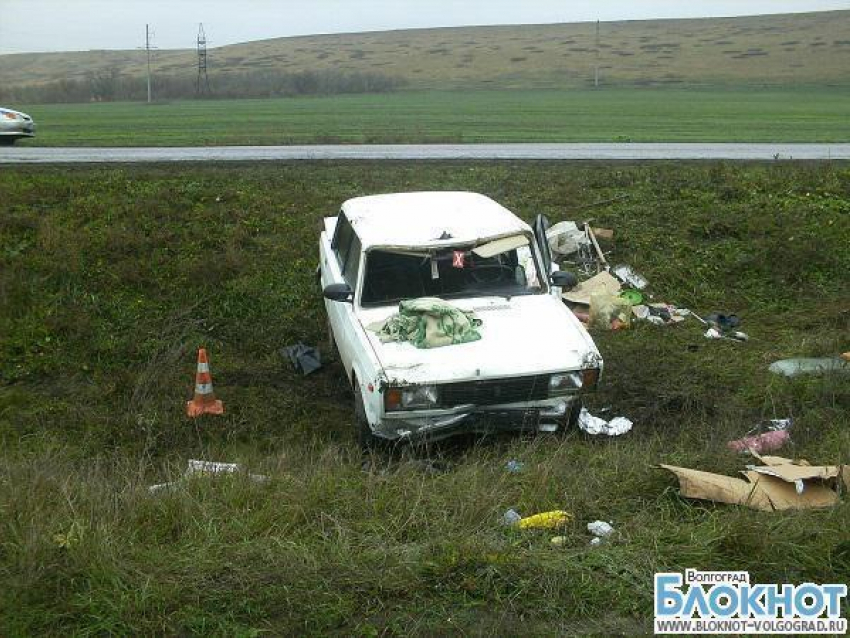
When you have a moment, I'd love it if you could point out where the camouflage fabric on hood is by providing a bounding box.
[371,297,482,349]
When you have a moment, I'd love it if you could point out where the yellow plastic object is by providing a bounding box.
[517,510,572,530]
[589,292,632,330]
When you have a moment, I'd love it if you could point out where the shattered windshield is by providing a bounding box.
[361,235,543,305]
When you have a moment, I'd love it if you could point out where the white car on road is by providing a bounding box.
[0,107,36,144]
[319,191,602,445]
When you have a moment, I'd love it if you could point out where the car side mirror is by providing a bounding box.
[323,283,353,302]
[550,271,578,290]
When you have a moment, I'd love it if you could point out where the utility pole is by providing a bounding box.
[594,19,600,88]
[145,24,152,103]
[196,23,211,96]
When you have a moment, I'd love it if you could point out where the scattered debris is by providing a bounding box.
[587,520,615,538]
[767,418,793,430]
[502,508,522,526]
[186,348,225,417]
[660,455,848,512]
[701,313,748,342]
[704,328,748,342]
[589,292,632,330]
[587,226,609,268]
[505,460,524,473]
[518,510,572,530]
[619,290,644,306]
[704,313,740,332]
[590,227,614,241]
[769,357,850,377]
[149,459,267,493]
[611,264,648,290]
[281,342,322,375]
[727,430,790,454]
[632,303,690,326]
[728,418,792,454]
[578,408,633,436]
[503,509,572,529]
[546,221,590,257]
[562,270,621,306]
[550,535,568,547]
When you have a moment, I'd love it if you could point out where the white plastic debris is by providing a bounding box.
[502,508,522,526]
[705,328,749,342]
[590,537,603,546]
[187,460,240,476]
[768,357,850,377]
[546,221,590,257]
[611,264,648,290]
[768,418,792,431]
[587,520,615,537]
[578,408,633,436]
[148,459,268,493]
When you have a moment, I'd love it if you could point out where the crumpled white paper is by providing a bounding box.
[587,520,615,537]
[578,408,633,436]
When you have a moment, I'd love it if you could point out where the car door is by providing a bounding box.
[533,214,552,275]
[533,214,562,297]
[325,214,363,381]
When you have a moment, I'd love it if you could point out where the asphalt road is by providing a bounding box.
[2,143,849,163]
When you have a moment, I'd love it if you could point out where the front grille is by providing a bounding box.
[440,375,550,407]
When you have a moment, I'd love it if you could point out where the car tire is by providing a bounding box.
[353,380,376,449]
[565,398,583,431]
[0,138,15,146]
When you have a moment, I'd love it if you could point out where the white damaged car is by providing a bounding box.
[319,192,602,445]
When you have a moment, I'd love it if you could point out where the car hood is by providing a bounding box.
[357,295,600,385]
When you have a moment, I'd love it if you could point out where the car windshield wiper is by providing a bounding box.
[443,289,531,301]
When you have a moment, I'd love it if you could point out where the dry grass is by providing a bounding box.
[2,10,849,91]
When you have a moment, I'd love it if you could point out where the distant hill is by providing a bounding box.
[2,10,848,96]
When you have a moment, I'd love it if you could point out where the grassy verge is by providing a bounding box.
[1,161,849,634]
[15,87,850,147]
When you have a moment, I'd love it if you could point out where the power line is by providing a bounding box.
[146,24,152,103]
[594,19,600,88]
[138,25,158,103]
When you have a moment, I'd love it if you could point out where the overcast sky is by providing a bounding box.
[1,0,847,54]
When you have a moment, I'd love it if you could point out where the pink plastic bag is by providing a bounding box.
[727,430,790,454]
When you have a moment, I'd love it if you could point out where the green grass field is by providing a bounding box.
[17,87,850,146]
[1,161,848,634]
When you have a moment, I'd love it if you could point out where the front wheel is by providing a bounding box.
[353,381,377,449]
[565,398,583,431]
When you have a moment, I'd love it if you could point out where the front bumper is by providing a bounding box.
[375,396,577,442]
[0,121,36,137]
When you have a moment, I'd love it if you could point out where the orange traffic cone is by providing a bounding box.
[186,348,224,417]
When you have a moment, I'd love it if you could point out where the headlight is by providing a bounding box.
[384,385,439,411]
[549,372,583,395]
[2,111,20,120]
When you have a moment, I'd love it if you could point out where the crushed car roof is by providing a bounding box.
[342,191,531,249]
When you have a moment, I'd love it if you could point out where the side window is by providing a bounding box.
[343,234,362,289]
[332,212,353,269]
